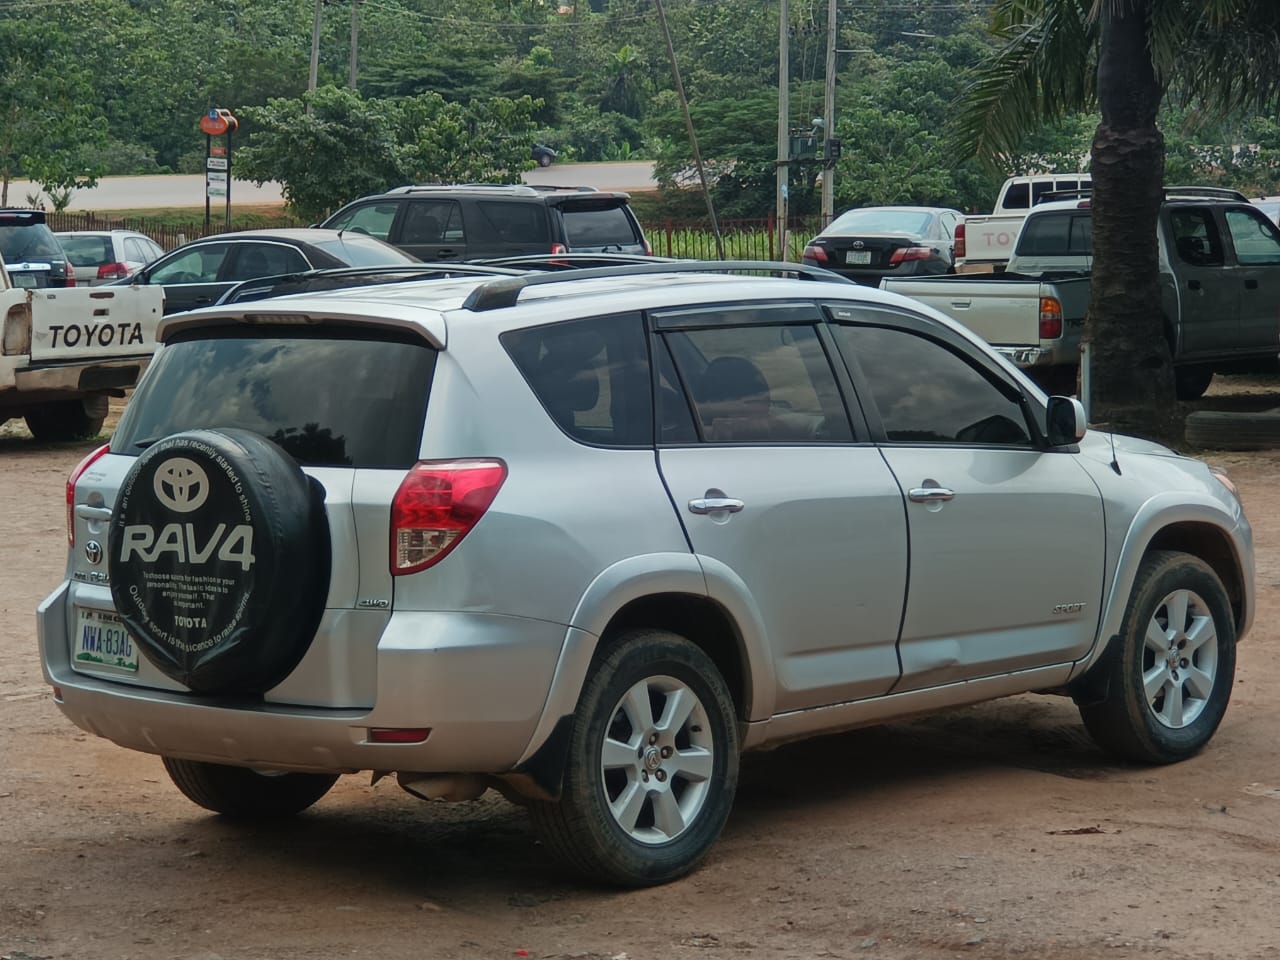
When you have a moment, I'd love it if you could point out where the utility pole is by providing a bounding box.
[309,0,323,94]
[821,0,837,224]
[349,0,360,90]
[655,0,723,258]
[776,0,790,260]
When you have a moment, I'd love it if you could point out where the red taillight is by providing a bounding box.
[97,262,130,281]
[67,443,110,545]
[63,261,76,287]
[368,727,431,744]
[643,238,653,256]
[889,245,932,265]
[802,243,828,263]
[390,459,507,575]
[955,222,966,259]
[1039,297,1064,339]
[550,242,568,255]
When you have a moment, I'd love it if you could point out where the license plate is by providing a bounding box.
[74,608,138,672]
[845,250,872,265]
[12,273,36,288]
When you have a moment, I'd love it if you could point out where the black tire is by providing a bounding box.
[1079,550,1236,764]
[1185,408,1280,450]
[529,629,739,886]
[1174,364,1214,401]
[24,399,106,441]
[163,757,337,817]
[537,153,553,167]
[107,428,330,695]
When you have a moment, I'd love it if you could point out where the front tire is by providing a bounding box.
[1079,550,1236,764]
[530,629,739,886]
[163,757,337,817]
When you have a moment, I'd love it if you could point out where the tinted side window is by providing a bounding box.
[477,201,546,245]
[1169,208,1225,266]
[150,243,232,283]
[1224,208,1280,265]
[663,323,852,444]
[503,314,653,447]
[834,324,1032,446]
[112,329,436,468]
[229,243,308,279]
[326,202,397,241]
[1001,182,1029,210]
[562,204,641,247]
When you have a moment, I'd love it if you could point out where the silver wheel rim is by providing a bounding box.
[599,674,715,846]
[1142,587,1219,729]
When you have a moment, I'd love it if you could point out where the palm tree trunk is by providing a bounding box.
[1086,0,1180,442]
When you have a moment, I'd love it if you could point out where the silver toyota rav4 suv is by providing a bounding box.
[39,262,1254,887]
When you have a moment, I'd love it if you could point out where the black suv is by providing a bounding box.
[318,183,650,262]
[0,209,75,287]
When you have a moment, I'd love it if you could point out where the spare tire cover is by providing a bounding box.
[107,428,330,695]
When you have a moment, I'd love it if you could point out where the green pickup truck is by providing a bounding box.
[881,187,1280,399]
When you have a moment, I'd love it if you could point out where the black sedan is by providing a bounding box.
[801,206,963,286]
[119,228,418,314]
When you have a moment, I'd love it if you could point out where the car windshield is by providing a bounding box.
[308,235,419,266]
[57,235,113,266]
[0,225,64,261]
[827,209,932,236]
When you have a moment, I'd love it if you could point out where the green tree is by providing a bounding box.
[957,0,1280,440]
[235,86,538,222]
[0,18,106,205]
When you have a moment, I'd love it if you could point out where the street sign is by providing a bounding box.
[206,157,228,171]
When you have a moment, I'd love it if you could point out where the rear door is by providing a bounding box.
[653,302,908,712]
[827,304,1105,691]
[392,199,467,261]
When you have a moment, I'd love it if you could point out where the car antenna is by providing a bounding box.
[1108,425,1121,475]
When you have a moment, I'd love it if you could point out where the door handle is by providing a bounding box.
[907,486,956,503]
[74,505,113,521]
[1187,279,1202,291]
[1245,278,1259,289]
[689,497,745,515]
[950,300,972,309]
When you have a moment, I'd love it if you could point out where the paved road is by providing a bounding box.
[9,162,658,211]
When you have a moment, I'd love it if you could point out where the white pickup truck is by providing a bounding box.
[884,187,1280,400]
[957,173,1092,273]
[0,254,164,440]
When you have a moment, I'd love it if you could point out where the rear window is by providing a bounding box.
[561,203,641,248]
[58,235,113,266]
[1016,212,1092,257]
[308,234,418,267]
[112,328,435,468]
[826,209,931,235]
[0,223,64,261]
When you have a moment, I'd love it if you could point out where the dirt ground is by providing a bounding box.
[5,386,1280,960]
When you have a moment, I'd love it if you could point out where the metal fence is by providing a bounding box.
[45,209,826,262]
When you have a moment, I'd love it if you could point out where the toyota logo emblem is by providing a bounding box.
[154,457,210,513]
[851,240,865,249]
[85,540,103,565]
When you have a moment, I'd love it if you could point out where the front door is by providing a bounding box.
[1223,206,1280,355]
[652,304,908,713]
[1164,206,1239,357]
[828,310,1106,692]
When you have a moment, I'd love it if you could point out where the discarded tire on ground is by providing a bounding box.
[1184,408,1280,450]
[107,428,330,694]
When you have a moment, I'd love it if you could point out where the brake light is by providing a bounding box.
[66,443,110,545]
[954,222,966,259]
[1039,297,1064,339]
[63,262,76,287]
[550,242,568,255]
[643,237,653,256]
[390,459,507,575]
[97,262,130,281]
[889,246,932,265]
[802,243,828,263]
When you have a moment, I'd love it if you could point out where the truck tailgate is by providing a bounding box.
[29,286,165,362]
[881,277,1043,346]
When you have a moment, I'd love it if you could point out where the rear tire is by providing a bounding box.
[24,398,106,441]
[1174,365,1214,401]
[529,629,739,886]
[1079,550,1235,764]
[162,757,337,817]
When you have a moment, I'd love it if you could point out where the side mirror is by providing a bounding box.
[1046,395,1087,445]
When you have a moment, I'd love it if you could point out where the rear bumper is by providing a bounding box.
[38,582,570,775]
[0,355,148,400]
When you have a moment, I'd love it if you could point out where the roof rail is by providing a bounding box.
[461,260,853,312]
[385,183,541,197]
[1035,188,1093,204]
[1164,186,1249,202]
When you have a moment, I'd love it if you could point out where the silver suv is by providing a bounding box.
[39,262,1254,886]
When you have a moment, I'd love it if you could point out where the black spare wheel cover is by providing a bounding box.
[108,428,330,695]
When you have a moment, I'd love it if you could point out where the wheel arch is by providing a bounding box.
[1069,500,1253,684]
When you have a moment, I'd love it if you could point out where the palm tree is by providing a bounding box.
[957,0,1280,441]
